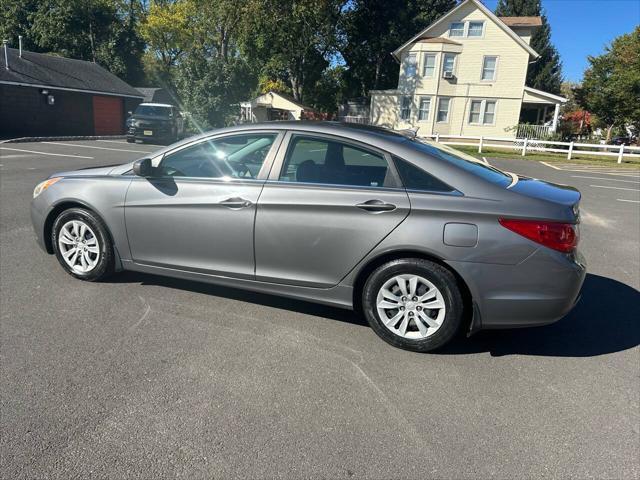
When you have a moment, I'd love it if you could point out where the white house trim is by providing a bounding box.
[392,0,540,61]
[523,86,568,103]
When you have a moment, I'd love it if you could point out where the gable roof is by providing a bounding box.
[523,86,567,104]
[499,16,543,27]
[392,0,540,61]
[0,47,143,98]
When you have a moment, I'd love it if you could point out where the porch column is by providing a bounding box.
[551,103,560,132]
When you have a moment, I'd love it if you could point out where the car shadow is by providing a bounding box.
[111,271,639,357]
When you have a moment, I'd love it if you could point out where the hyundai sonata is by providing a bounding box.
[31,122,586,352]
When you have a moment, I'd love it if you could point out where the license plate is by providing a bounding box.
[143,130,153,136]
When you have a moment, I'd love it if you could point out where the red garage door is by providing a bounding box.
[92,96,123,135]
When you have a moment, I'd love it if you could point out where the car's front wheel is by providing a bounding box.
[52,208,114,281]
[362,258,464,352]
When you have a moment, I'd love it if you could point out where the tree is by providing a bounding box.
[575,27,640,142]
[239,0,344,102]
[495,0,562,94]
[340,0,456,98]
[0,0,145,84]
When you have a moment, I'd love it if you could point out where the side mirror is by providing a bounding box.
[132,158,154,177]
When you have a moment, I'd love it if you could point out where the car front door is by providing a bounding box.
[125,131,283,278]
[254,133,411,288]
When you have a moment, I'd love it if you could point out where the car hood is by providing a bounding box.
[53,165,121,178]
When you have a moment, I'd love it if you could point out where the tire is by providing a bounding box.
[52,208,114,282]
[126,138,135,143]
[362,258,463,352]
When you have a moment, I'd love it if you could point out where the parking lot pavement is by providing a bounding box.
[1,141,638,479]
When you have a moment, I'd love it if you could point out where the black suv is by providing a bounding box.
[126,103,185,144]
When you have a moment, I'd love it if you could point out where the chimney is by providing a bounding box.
[2,40,8,70]
[18,35,22,57]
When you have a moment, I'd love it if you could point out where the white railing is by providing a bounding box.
[423,133,640,164]
[339,115,370,125]
[516,124,552,139]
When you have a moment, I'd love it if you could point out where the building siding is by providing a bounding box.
[371,0,533,138]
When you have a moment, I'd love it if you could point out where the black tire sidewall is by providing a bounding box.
[362,259,463,352]
[52,208,113,281]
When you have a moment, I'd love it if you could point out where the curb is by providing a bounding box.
[1,135,127,144]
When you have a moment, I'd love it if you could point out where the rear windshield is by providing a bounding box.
[403,139,512,187]
[135,105,172,117]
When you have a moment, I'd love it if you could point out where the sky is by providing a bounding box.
[484,0,640,82]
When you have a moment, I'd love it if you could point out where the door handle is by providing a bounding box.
[356,199,396,213]
[219,197,252,209]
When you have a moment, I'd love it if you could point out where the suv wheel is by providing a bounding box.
[362,259,463,352]
[52,208,114,281]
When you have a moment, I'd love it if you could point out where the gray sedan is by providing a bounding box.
[31,122,586,352]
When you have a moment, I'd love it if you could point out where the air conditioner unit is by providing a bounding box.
[443,71,455,79]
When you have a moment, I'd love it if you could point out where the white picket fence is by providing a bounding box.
[422,133,640,164]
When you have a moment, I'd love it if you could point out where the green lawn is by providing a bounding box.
[452,145,640,168]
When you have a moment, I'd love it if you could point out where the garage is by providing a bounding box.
[92,96,124,135]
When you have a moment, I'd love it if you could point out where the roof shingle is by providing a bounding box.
[0,47,143,98]
[498,16,543,27]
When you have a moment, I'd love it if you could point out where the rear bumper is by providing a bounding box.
[449,248,586,329]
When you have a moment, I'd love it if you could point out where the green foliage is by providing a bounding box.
[575,27,640,141]
[495,0,562,94]
[0,0,145,84]
[340,0,456,98]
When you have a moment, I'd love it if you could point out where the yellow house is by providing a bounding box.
[369,0,566,138]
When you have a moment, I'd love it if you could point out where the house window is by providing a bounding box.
[418,97,431,121]
[400,96,412,120]
[405,53,417,77]
[468,21,485,37]
[442,53,456,76]
[437,98,451,123]
[468,99,497,125]
[482,56,497,81]
[449,22,465,37]
[423,54,436,78]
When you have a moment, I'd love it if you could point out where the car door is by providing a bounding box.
[125,131,283,279]
[254,132,411,288]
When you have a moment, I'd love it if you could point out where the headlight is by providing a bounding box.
[33,177,62,198]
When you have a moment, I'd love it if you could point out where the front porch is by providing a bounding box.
[516,86,567,139]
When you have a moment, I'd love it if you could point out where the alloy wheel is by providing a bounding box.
[57,220,100,274]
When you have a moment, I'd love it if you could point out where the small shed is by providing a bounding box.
[240,91,316,123]
[0,47,144,137]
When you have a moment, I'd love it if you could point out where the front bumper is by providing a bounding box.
[449,248,586,329]
[31,195,50,253]
[127,125,173,142]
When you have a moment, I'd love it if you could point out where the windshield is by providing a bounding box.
[404,138,512,187]
[134,105,172,117]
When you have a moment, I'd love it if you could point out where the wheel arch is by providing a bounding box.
[43,201,121,270]
[351,249,474,330]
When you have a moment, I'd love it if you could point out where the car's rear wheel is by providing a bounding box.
[362,259,463,352]
[52,208,114,281]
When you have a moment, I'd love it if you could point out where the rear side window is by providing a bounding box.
[280,136,393,188]
[393,157,453,193]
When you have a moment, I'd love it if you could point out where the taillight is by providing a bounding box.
[499,218,578,253]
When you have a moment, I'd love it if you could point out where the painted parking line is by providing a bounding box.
[571,175,640,184]
[97,139,129,144]
[540,161,561,170]
[40,141,155,154]
[0,147,93,159]
[590,184,639,192]
[617,199,640,204]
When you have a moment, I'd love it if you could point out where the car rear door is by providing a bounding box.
[254,132,410,288]
[124,131,283,278]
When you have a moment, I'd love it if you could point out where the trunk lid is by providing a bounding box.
[506,175,581,222]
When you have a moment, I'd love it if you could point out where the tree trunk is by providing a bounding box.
[606,124,614,143]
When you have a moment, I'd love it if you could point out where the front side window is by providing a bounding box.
[468,21,485,37]
[405,53,417,76]
[158,133,276,178]
[437,98,451,123]
[449,22,465,37]
[468,99,497,125]
[400,96,412,120]
[418,97,431,121]
[423,54,436,77]
[482,56,497,81]
[442,53,456,75]
[279,136,392,188]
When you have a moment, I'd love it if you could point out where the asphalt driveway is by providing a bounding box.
[1,140,638,479]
